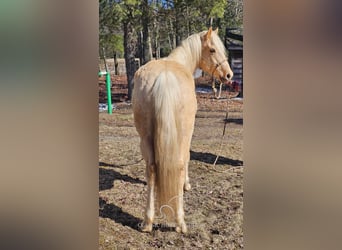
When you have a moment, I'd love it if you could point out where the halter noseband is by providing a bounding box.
[211,59,228,81]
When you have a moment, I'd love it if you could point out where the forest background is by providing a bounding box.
[99,0,243,99]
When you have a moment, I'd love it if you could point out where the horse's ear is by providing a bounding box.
[214,28,219,34]
[204,27,213,41]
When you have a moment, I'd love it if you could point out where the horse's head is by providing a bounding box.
[199,27,234,83]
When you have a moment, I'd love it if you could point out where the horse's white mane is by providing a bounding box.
[167,30,226,73]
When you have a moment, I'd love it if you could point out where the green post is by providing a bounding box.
[98,71,112,114]
[105,72,112,114]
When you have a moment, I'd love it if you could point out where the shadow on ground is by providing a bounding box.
[99,197,142,231]
[190,150,243,166]
[224,118,243,125]
[99,167,146,191]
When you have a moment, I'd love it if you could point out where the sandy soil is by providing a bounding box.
[99,77,243,249]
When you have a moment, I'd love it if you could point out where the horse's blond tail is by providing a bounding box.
[152,70,182,223]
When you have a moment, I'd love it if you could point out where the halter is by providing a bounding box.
[211,59,228,82]
[211,59,228,96]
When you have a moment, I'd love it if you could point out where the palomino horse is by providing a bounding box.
[132,27,233,233]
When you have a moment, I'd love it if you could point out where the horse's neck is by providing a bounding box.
[167,47,198,74]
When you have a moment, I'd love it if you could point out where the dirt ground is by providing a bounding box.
[99,77,243,249]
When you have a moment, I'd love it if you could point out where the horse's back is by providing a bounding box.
[132,59,196,127]
[133,59,194,93]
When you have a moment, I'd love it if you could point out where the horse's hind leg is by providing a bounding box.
[142,162,155,232]
[140,136,155,232]
[176,133,195,233]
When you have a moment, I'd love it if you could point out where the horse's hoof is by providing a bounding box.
[176,224,187,233]
[140,222,153,233]
[184,182,191,191]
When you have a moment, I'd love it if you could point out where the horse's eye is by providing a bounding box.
[209,48,216,53]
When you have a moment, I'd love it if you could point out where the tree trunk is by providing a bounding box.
[147,32,153,60]
[123,21,137,101]
[175,16,181,46]
[141,0,152,64]
[138,31,143,67]
[114,51,118,75]
[153,10,160,59]
[174,2,182,47]
[186,6,190,37]
[169,18,176,50]
[155,35,160,59]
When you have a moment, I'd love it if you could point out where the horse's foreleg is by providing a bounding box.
[176,165,187,233]
[184,150,191,191]
[183,131,193,191]
[184,165,191,191]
